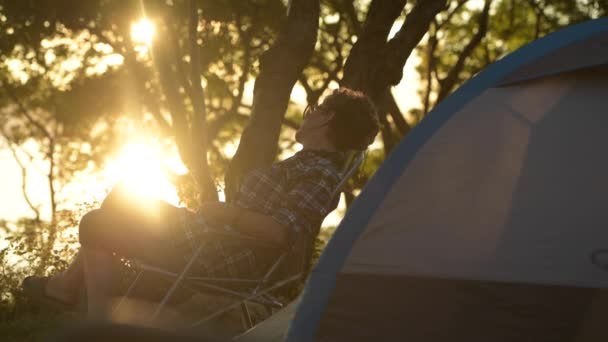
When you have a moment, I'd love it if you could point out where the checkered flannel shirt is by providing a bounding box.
[234,149,346,244]
[174,149,346,277]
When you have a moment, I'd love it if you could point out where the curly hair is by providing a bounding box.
[317,88,380,151]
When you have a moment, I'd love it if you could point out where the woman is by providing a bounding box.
[23,88,379,319]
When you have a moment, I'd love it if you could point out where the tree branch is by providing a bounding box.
[229,12,253,117]
[48,137,56,223]
[282,117,300,130]
[436,0,469,30]
[384,0,448,91]
[424,0,468,112]
[378,111,395,155]
[298,75,315,105]
[146,106,173,137]
[341,0,408,96]
[225,0,320,201]
[150,20,194,180]
[331,0,362,35]
[423,22,438,114]
[436,0,492,103]
[1,81,57,222]
[1,81,53,150]
[0,130,40,221]
[341,0,446,104]
[385,91,410,136]
[188,0,217,201]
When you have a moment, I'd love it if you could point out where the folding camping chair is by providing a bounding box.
[115,150,366,330]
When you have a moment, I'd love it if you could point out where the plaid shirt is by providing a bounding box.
[234,149,346,244]
[175,149,345,278]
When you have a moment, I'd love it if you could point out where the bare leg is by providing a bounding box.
[83,246,116,320]
[42,188,132,304]
[74,191,185,319]
[44,251,84,304]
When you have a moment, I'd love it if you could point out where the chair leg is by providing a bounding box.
[151,244,204,321]
[114,270,144,315]
[191,274,300,327]
[240,302,253,330]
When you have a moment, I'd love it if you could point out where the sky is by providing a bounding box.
[0,147,52,221]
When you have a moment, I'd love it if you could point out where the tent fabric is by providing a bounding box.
[497,31,608,86]
[234,300,299,342]
[344,67,608,288]
[286,18,608,342]
[314,274,608,341]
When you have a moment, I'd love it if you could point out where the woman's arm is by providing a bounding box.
[198,202,289,248]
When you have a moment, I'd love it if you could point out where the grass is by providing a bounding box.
[0,311,83,342]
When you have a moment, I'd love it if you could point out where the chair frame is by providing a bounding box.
[115,151,366,330]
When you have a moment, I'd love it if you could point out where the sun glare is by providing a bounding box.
[102,143,182,206]
[131,18,155,46]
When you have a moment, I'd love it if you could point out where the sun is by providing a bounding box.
[102,142,184,207]
[131,18,155,47]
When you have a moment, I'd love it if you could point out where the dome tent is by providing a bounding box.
[237,18,608,342]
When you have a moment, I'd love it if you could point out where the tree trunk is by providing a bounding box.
[150,27,193,176]
[224,0,320,201]
[188,0,217,201]
[340,0,446,156]
[340,0,408,100]
[149,10,218,202]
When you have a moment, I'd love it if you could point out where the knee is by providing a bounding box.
[79,209,103,246]
[100,185,125,210]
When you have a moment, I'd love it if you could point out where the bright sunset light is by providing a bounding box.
[131,18,155,46]
[101,142,184,206]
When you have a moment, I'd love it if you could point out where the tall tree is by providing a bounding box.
[341,0,447,155]
[224,0,320,200]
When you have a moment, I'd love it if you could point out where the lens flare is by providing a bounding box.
[102,143,181,206]
[131,18,155,46]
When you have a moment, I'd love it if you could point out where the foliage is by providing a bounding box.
[0,204,92,321]
[413,0,606,118]
[0,1,286,195]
